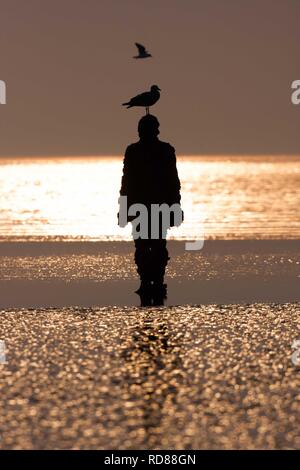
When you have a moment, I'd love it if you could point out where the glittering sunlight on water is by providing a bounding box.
[0,156,299,241]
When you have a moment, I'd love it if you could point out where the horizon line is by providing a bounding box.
[1,154,300,159]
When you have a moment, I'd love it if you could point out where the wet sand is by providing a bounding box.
[0,240,299,449]
[0,303,299,449]
[0,240,299,307]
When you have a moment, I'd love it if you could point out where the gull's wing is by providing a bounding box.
[129,90,150,106]
[135,42,146,55]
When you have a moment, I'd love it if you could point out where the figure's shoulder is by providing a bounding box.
[124,142,140,157]
[125,142,139,152]
[158,140,176,157]
[158,140,175,150]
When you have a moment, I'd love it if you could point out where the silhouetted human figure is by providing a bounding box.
[119,114,182,305]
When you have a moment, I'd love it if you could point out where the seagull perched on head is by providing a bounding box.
[122,85,161,114]
[133,42,152,59]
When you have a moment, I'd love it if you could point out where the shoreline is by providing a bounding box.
[0,239,299,255]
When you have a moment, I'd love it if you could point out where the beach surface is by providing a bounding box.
[0,240,299,308]
[0,303,299,449]
[0,239,299,449]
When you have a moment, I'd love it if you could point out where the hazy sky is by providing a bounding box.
[0,0,300,156]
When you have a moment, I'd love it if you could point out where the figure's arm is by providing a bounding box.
[168,145,184,227]
[118,146,131,227]
[120,146,130,197]
[168,145,181,205]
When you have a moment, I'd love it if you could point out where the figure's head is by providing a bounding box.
[138,114,160,140]
[151,85,161,92]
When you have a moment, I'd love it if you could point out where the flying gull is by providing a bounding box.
[133,43,152,59]
[122,85,161,114]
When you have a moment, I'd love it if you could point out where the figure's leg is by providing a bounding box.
[148,239,169,285]
[146,107,149,115]
[134,238,152,285]
[147,218,169,285]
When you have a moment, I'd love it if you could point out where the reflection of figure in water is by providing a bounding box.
[120,315,183,446]
[119,114,183,305]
